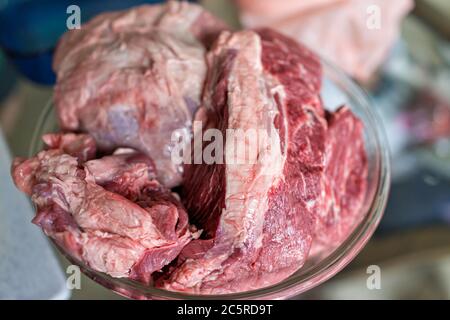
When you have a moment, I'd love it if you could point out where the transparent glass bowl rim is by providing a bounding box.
[30,58,391,300]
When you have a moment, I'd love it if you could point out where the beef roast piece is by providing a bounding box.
[53,1,228,188]
[160,28,327,294]
[311,106,368,253]
[11,133,197,284]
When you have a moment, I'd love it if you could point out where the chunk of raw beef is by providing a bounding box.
[53,1,227,187]
[11,133,197,284]
[160,28,327,294]
[312,107,368,252]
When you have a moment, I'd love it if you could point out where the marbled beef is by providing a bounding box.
[161,28,327,294]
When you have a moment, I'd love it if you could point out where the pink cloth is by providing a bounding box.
[237,0,413,82]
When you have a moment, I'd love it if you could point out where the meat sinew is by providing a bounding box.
[12,133,197,284]
[160,28,328,294]
[53,1,227,188]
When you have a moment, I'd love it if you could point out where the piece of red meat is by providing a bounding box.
[311,106,368,253]
[159,28,327,294]
[53,1,228,188]
[11,133,197,284]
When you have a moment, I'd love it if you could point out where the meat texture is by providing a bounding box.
[160,28,327,294]
[11,133,197,284]
[12,0,370,294]
[312,107,368,251]
[53,1,227,187]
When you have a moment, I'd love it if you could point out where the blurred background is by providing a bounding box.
[0,0,449,299]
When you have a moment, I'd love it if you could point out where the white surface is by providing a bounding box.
[0,128,69,299]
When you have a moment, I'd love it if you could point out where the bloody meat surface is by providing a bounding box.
[311,107,368,255]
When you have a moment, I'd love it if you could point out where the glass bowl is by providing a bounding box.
[30,59,391,300]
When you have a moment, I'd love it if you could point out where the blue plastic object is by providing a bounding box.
[0,51,16,101]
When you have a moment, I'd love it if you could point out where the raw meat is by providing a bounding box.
[11,133,97,194]
[11,133,197,284]
[12,3,370,295]
[160,28,327,294]
[312,107,368,252]
[53,1,227,187]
